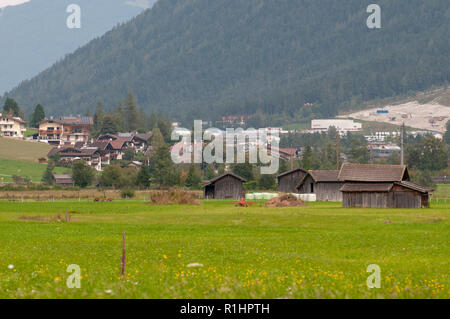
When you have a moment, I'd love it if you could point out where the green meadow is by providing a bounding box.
[0,158,69,183]
[0,199,448,299]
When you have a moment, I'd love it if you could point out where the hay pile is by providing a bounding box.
[149,189,201,205]
[265,194,306,207]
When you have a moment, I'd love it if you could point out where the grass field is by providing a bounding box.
[0,137,52,162]
[0,199,448,299]
[433,184,450,200]
[0,158,69,183]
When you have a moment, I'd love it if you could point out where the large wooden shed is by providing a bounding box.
[277,168,309,193]
[203,173,247,199]
[296,170,344,201]
[338,163,432,208]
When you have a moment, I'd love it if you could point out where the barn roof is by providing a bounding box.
[277,168,308,179]
[395,181,433,193]
[309,170,340,182]
[338,163,409,182]
[340,183,394,192]
[340,181,432,193]
[203,173,247,187]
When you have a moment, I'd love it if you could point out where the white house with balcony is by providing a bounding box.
[0,113,26,138]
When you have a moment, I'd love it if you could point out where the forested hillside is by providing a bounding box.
[2,0,449,125]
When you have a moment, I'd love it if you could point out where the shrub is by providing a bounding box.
[150,189,200,205]
[120,188,135,199]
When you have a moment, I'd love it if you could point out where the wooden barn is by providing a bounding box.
[277,168,309,193]
[338,163,432,208]
[52,174,74,187]
[203,173,247,199]
[296,170,344,201]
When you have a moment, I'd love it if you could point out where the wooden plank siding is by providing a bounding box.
[277,169,308,193]
[297,175,344,201]
[203,173,246,200]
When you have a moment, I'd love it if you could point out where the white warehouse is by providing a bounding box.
[311,119,362,134]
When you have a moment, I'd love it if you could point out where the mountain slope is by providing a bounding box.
[0,0,158,94]
[2,0,449,124]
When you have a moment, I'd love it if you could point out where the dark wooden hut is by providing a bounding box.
[277,168,309,193]
[203,173,247,199]
[52,174,74,187]
[338,163,432,208]
[296,170,344,201]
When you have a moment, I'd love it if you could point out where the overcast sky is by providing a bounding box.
[0,0,30,9]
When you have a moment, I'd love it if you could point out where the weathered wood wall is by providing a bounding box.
[342,190,423,208]
[211,175,244,199]
[297,175,343,201]
[278,170,307,193]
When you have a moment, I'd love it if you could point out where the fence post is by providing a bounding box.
[121,231,126,280]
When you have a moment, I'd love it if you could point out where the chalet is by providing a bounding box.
[277,168,309,193]
[52,174,74,187]
[296,170,344,201]
[96,132,151,159]
[38,116,93,145]
[48,146,104,171]
[0,113,26,138]
[338,163,432,208]
[203,173,247,199]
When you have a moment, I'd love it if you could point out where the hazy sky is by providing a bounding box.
[0,0,30,9]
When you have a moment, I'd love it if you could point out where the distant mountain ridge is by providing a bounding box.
[2,0,449,125]
[0,0,158,94]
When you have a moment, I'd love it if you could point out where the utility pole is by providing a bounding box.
[400,122,405,166]
[336,132,340,170]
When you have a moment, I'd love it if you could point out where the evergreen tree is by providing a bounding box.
[184,165,201,189]
[204,164,216,180]
[30,104,45,128]
[3,97,20,117]
[124,92,138,132]
[100,114,119,135]
[301,145,313,170]
[41,163,54,185]
[348,138,369,164]
[151,127,165,150]
[444,121,450,145]
[93,102,104,134]
[136,164,151,188]
[151,143,174,188]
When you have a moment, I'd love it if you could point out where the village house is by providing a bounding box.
[38,116,93,145]
[338,163,432,208]
[203,173,247,199]
[0,113,26,138]
[48,146,105,171]
[296,170,344,201]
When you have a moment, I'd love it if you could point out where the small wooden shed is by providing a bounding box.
[52,174,74,187]
[296,170,344,201]
[338,163,432,208]
[277,168,309,193]
[203,173,247,199]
